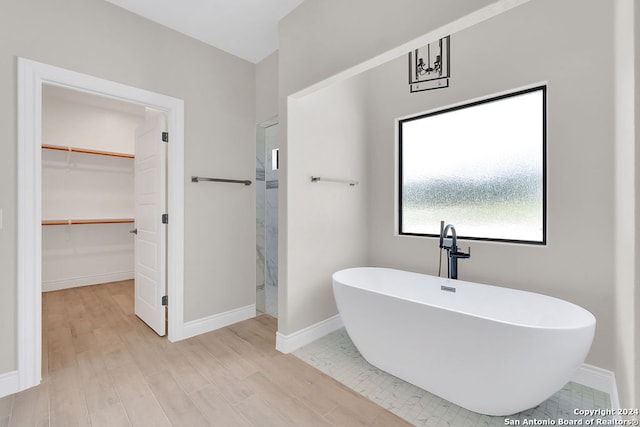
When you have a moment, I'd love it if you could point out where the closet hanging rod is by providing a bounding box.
[310,176,359,186]
[42,144,135,159]
[42,218,134,226]
[191,176,252,186]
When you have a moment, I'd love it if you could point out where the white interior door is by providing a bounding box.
[134,111,167,336]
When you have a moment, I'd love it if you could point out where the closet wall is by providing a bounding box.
[41,85,145,292]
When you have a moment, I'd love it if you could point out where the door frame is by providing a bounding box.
[17,58,185,391]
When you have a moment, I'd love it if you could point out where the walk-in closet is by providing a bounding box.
[41,85,145,292]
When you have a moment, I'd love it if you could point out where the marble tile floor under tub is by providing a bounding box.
[294,328,612,427]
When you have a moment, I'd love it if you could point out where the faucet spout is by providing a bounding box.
[440,224,458,252]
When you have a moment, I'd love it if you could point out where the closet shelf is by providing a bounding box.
[42,218,134,226]
[42,144,135,159]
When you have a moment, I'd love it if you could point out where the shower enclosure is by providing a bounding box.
[256,120,278,316]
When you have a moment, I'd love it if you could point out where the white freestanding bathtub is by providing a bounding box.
[332,267,596,416]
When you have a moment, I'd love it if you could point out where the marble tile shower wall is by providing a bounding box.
[265,124,279,316]
[256,131,266,314]
[256,123,279,317]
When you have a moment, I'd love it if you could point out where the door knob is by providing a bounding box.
[129,228,138,235]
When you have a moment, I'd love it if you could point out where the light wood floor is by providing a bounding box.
[0,280,410,426]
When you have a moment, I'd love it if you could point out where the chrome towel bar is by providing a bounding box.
[310,176,358,186]
[191,176,252,186]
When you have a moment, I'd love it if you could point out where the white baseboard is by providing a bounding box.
[571,364,619,409]
[181,304,256,340]
[0,370,19,399]
[43,271,134,292]
[276,314,343,354]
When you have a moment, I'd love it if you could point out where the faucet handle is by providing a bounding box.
[452,246,471,259]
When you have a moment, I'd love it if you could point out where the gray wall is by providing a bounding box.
[0,0,255,373]
[285,75,369,333]
[256,51,279,124]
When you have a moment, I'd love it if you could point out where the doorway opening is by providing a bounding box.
[256,119,278,317]
[17,58,185,393]
[41,85,169,338]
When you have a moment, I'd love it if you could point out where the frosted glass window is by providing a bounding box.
[399,86,546,244]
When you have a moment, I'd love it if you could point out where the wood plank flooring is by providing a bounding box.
[0,280,410,426]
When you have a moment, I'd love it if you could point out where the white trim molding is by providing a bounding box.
[42,272,134,293]
[181,305,256,340]
[17,57,185,394]
[0,371,19,399]
[571,364,620,410]
[275,314,344,354]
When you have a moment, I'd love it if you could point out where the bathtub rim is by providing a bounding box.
[332,266,596,332]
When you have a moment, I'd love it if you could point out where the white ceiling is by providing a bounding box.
[103,0,304,64]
